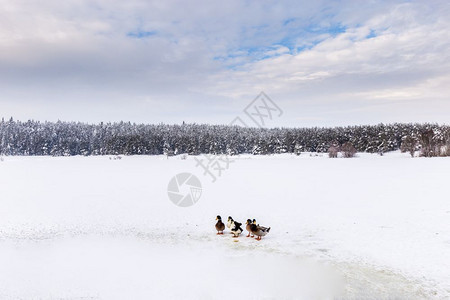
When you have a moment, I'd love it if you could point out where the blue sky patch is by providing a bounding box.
[217,21,347,68]
[366,29,377,39]
[127,30,156,38]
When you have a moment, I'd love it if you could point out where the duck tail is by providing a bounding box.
[267,227,271,232]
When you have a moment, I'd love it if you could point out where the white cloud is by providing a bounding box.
[199,2,450,125]
[0,0,449,126]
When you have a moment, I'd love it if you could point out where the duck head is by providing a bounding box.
[216,215,222,221]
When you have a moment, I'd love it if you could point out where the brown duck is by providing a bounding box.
[246,219,254,237]
[248,219,271,240]
[215,215,225,234]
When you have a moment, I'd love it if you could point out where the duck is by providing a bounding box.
[249,219,271,241]
[245,219,254,238]
[231,221,243,237]
[253,219,270,232]
[227,216,234,230]
[215,215,225,235]
[227,216,235,234]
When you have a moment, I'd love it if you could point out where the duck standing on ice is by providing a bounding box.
[249,219,271,240]
[253,219,270,232]
[231,220,243,237]
[246,219,254,238]
[227,216,234,231]
[215,215,225,234]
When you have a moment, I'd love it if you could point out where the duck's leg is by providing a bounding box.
[246,233,250,237]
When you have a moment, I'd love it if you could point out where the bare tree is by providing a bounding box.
[328,140,340,158]
[420,129,435,157]
[341,142,356,158]
[400,136,417,157]
[328,141,339,158]
[328,146,339,158]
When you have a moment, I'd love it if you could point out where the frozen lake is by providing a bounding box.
[0,153,449,299]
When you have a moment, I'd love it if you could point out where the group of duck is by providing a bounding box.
[215,216,271,240]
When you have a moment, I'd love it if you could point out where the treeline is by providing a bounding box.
[0,118,449,157]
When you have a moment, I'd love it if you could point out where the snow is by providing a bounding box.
[0,152,449,299]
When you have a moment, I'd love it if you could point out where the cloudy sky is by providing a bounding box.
[0,0,449,127]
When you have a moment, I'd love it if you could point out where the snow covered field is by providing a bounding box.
[0,153,449,299]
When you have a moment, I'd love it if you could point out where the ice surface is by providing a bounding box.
[0,152,449,299]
